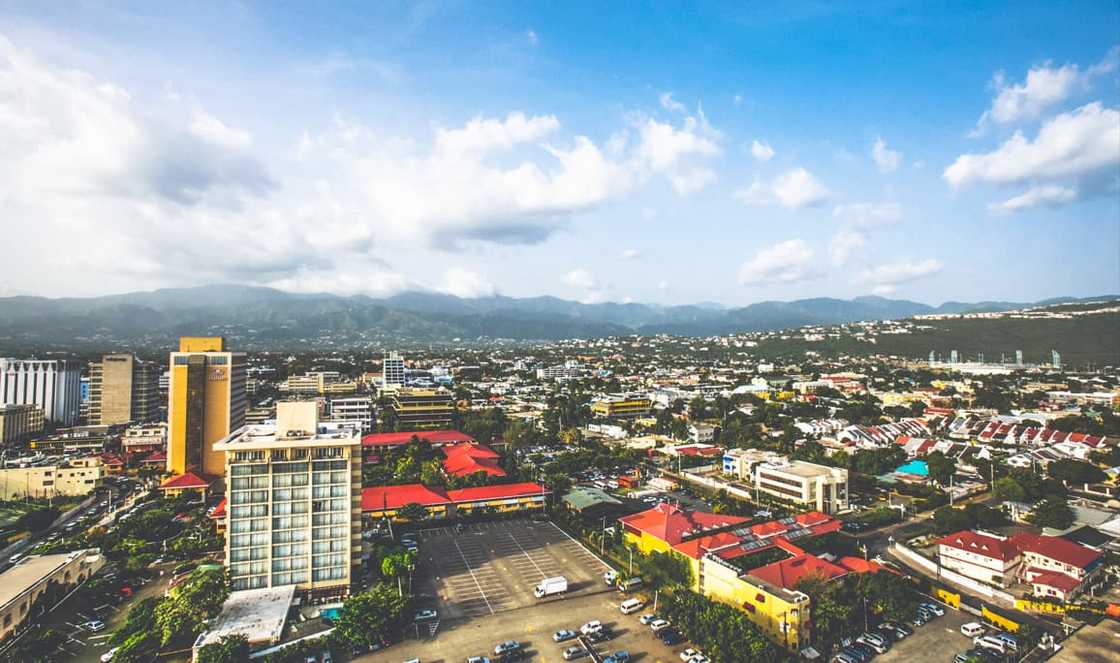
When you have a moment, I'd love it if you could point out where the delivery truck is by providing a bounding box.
[534,576,569,598]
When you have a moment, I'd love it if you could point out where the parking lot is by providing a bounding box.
[876,604,981,662]
[413,519,614,621]
[358,590,687,663]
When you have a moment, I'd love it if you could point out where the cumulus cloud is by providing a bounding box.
[987,185,1079,214]
[829,229,867,267]
[871,136,901,173]
[944,102,1119,188]
[438,267,497,298]
[974,48,1118,130]
[859,259,943,294]
[737,239,819,285]
[735,168,830,209]
[750,139,775,162]
[659,92,687,114]
[832,202,903,227]
[564,268,598,290]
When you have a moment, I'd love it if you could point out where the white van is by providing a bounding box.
[620,598,645,615]
[960,622,985,638]
[974,635,1007,654]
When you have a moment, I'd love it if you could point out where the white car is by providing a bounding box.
[100,648,120,663]
[638,614,657,625]
[680,649,701,662]
[84,620,106,632]
[649,619,670,632]
[580,620,603,635]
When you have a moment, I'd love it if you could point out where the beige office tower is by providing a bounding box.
[88,354,161,425]
[166,337,247,478]
[214,401,362,599]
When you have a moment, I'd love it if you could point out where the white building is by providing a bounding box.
[722,449,849,514]
[937,530,1021,586]
[327,396,373,433]
[383,351,405,388]
[214,401,362,599]
[0,358,82,425]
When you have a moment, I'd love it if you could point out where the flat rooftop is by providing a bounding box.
[0,552,88,609]
[758,461,837,478]
[194,585,296,648]
[214,423,360,451]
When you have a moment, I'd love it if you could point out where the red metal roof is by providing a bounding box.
[1011,533,1102,569]
[619,503,748,546]
[159,471,212,490]
[938,530,1019,562]
[748,553,848,590]
[208,497,227,520]
[362,430,475,447]
[1023,567,1080,592]
[361,484,452,511]
[441,442,507,478]
[445,482,547,503]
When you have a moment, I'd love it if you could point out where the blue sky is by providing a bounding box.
[1,1,1117,306]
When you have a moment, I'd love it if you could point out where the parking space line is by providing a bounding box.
[451,538,494,615]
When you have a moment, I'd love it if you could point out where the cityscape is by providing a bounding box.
[0,3,1119,663]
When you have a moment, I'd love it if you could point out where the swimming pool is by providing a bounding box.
[895,459,929,476]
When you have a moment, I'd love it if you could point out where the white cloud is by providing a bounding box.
[832,202,903,227]
[871,136,901,173]
[733,94,744,106]
[267,263,412,298]
[987,185,1078,214]
[669,167,716,194]
[944,102,1120,187]
[737,239,818,285]
[659,92,687,114]
[735,168,830,209]
[859,259,943,293]
[189,110,252,150]
[437,267,497,298]
[622,248,642,260]
[632,108,722,194]
[563,268,597,290]
[974,49,1118,129]
[750,139,775,162]
[829,229,867,267]
[435,111,560,155]
[526,29,539,46]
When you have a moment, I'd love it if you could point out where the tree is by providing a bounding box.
[196,635,250,663]
[1047,459,1107,485]
[932,506,974,535]
[925,451,957,486]
[964,503,1007,529]
[856,571,919,623]
[992,476,1027,502]
[1027,497,1074,530]
[396,502,428,522]
[153,566,230,646]
[332,583,409,652]
[17,507,60,533]
[796,574,854,649]
[381,549,417,596]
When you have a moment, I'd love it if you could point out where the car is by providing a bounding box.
[920,601,945,616]
[960,622,986,638]
[414,609,439,622]
[856,634,888,654]
[493,640,521,656]
[991,633,1018,651]
[100,648,120,662]
[649,618,671,632]
[580,620,602,635]
[839,646,871,663]
[467,657,492,663]
[404,659,421,663]
[562,646,588,660]
[638,613,657,625]
[909,613,928,627]
[831,654,859,663]
[497,651,526,663]
[83,620,106,632]
[680,649,702,662]
[603,651,630,663]
[892,623,913,638]
[689,658,712,663]
[553,629,577,642]
[587,628,613,643]
[658,628,683,645]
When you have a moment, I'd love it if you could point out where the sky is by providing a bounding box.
[0,1,1118,307]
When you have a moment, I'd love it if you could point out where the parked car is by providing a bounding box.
[839,646,871,663]
[493,640,521,656]
[649,619,671,632]
[414,609,438,622]
[553,629,577,642]
[466,657,491,663]
[680,649,702,662]
[658,628,683,645]
[973,635,1008,654]
[580,620,603,635]
[587,628,613,643]
[991,632,1018,651]
[603,651,630,663]
[562,647,587,661]
[856,632,889,653]
[960,622,986,638]
[638,614,657,625]
[920,601,945,616]
[83,620,106,632]
[100,648,120,663]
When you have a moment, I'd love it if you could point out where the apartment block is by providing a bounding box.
[166,337,247,479]
[383,351,405,388]
[88,353,161,425]
[0,358,82,425]
[327,396,373,433]
[389,388,455,430]
[723,450,849,514]
[214,401,362,599]
[0,404,45,445]
[590,393,653,419]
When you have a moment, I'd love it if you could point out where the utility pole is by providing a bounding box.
[628,547,633,575]
[600,516,606,556]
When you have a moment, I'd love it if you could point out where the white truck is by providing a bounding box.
[534,576,569,598]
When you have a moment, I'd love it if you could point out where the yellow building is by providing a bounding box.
[698,554,811,651]
[0,404,44,445]
[0,457,102,499]
[390,388,456,430]
[166,337,246,478]
[591,394,653,419]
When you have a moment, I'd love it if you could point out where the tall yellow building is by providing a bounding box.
[166,337,246,478]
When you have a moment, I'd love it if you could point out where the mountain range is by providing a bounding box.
[0,285,1113,347]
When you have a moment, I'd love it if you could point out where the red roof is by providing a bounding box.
[208,497,227,520]
[619,503,749,546]
[1010,533,1102,570]
[442,443,507,478]
[748,553,848,590]
[159,471,212,490]
[362,484,452,511]
[837,556,886,574]
[672,531,743,560]
[445,482,547,503]
[673,445,725,457]
[1024,568,1080,592]
[99,453,125,466]
[938,530,1019,562]
[362,430,475,447]
[140,450,167,464]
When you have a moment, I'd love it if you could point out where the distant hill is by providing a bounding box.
[0,285,1114,347]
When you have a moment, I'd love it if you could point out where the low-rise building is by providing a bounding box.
[723,450,849,514]
[0,457,102,499]
[327,396,373,432]
[121,422,166,455]
[361,481,547,522]
[389,388,456,430]
[0,549,104,640]
[938,530,1022,586]
[590,393,653,419]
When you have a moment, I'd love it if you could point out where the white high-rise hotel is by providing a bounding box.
[0,358,82,426]
[382,351,405,387]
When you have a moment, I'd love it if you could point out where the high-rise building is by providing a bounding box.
[0,404,45,445]
[1015,350,1023,366]
[382,351,405,388]
[166,337,247,478]
[214,401,361,598]
[389,388,455,430]
[1051,350,1061,369]
[0,358,82,426]
[88,353,161,426]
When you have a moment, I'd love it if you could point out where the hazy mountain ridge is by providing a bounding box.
[0,286,1115,344]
